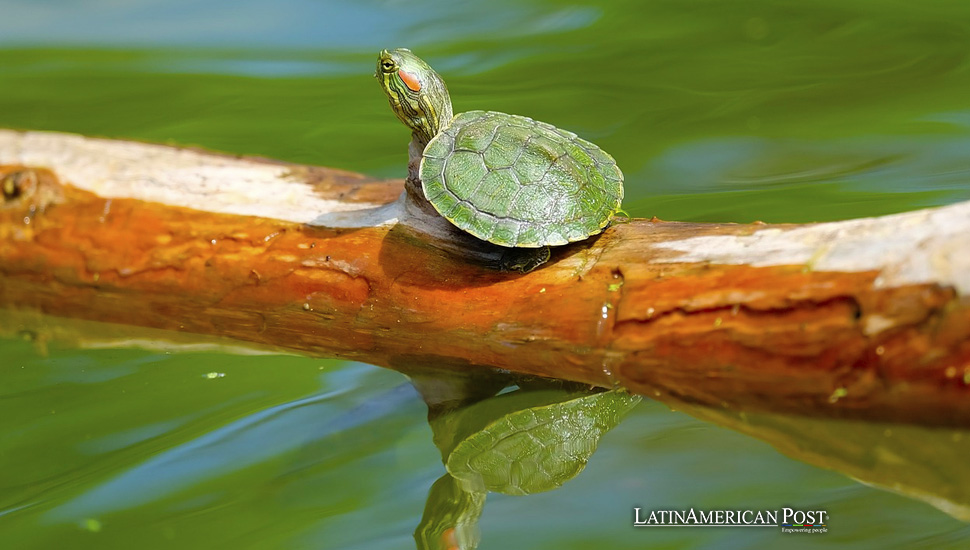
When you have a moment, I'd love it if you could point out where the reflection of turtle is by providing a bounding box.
[415,385,640,549]
[376,48,624,272]
[439,387,641,495]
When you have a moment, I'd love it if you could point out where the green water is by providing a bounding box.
[2,0,970,548]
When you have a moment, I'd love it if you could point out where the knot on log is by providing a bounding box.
[1,165,64,214]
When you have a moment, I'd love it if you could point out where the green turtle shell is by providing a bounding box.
[419,110,624,248]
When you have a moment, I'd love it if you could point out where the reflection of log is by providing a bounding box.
[676,402,970,521]
[2,130,969,427]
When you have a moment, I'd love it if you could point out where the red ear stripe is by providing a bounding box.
[398,69,422,92]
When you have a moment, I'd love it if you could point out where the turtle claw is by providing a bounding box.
[498,246,551,273]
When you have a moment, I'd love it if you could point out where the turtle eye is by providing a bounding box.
[381,60,395,72]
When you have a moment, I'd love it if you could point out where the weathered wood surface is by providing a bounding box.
[1,129,968,426]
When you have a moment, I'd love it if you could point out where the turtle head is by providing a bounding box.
[376,48,453,144]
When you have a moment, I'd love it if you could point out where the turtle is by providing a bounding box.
[375,48,624,272]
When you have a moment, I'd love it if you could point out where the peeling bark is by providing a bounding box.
[1,130,969,427]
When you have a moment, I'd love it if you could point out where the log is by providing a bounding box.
[1,129,969,427]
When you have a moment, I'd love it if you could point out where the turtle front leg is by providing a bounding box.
[498,246,551,273]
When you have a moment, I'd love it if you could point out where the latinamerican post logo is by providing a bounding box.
[633,507,828,533]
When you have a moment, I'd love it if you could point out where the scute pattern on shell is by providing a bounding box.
[420,110,623,248]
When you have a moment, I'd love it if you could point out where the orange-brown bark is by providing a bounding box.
[2,163,969,427]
